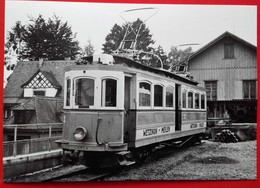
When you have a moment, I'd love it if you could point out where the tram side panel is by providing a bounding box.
[134,110,176,148]
[180,85,207,132]
[181,110,207,131]
[131,81,207,148]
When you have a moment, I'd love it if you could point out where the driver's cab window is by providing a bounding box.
[75,78,95,108]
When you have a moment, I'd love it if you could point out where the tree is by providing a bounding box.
[102,19,155,53]
[81,39,95,57]
[153,45,168,64]
[168,46,193,67]
[5,15,80,61]
[5,21,26,70]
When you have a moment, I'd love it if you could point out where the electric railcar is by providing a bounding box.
[56,53,207,168]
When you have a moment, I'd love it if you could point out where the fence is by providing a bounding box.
[3,123,63,158]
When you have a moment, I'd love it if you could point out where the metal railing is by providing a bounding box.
[3,123,63,158]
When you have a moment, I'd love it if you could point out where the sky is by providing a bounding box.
[5,0,257,55]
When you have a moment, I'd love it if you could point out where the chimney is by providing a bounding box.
[39,58,44,67]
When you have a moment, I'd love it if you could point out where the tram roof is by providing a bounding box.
[80,55,199,86]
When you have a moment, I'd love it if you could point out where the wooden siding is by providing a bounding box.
[188,37,257,100]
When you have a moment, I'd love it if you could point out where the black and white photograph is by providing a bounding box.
[3,0,257,182]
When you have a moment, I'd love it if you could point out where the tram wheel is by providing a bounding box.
[134,148,152,163]
[62,150,79,166]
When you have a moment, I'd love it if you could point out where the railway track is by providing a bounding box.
[6,163,128,182]
[50,167,120,182]
[6,140,205,182]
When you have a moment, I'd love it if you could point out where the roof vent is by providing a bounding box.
[93,54,114,65]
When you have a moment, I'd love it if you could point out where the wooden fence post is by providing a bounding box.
[13,126,17,157]
[48,126,52,151]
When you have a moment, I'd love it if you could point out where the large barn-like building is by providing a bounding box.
[176,31,257,124]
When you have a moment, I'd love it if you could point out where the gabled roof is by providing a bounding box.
[4,60,76,100]
[20,69,62,89]
[188,31,256,61]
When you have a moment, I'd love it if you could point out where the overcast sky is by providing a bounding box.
[5,1,257,54]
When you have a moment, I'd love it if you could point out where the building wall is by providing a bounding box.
[188,37,257,101]
[24,88,58,97]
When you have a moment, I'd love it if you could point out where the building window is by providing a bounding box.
[166,87,174,107]
[205,81,217,100]
[75,78,95,108]
[139,82,151,107]
[182,90,187,108]
[154,85,163,107]
[102,79,117,107]
[224,43,234,59]
[4,107,12,120]
[188,92,194,109]
[33,90,45,96]
[195,93,200,109]
[14,111,29,124]
[201,94,205,109]
[243,80,256,99]
[178,66,185,72]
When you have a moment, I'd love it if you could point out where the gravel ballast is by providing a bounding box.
[104,140,256,181]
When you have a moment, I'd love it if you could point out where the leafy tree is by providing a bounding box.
[102,19,155,53]
[5,21,26,70]
[5,15,80,61]
[168,46,193,68]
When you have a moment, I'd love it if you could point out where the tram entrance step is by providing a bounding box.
[118,160,135,166]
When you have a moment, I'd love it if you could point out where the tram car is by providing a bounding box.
[56,8,207,168]
[56,52,207,167]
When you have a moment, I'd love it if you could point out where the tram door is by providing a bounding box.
[124,76,132,142]
[175,84,182,131]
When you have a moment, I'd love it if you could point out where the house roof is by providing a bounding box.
[188,31,256,61]
[20,69,62,89]
[11,97,36,111]
[9,96,63,124]
[4,60,76,101]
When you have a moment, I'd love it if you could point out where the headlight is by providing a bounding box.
[73,126,87,141]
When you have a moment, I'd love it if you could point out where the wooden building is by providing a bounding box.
[176,31,257,123]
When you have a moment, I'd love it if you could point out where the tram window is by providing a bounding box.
[166,87,174,107]
[182,90,187,108]
[66,79,71,106]
[154,85,163,107]
[201,94,205,109]
[188,92,194,109]
[139,82,151,106]
[102,79,117,107]
[75,78,94,108]
[195,93,200,109]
